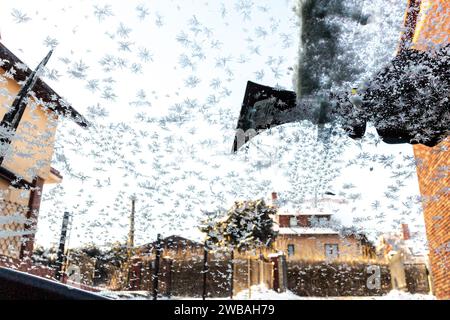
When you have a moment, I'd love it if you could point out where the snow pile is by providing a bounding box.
[234,286,436,300]
[99,287,436,300]
[376,290,435,300]
[99,290,151,300]
[234,285,304,300]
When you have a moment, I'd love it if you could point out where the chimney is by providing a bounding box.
[401,223,410,240]
[271,192,278,206]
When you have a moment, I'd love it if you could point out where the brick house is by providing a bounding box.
[0,41,88,265]
[414,141,449,298]
[402,0,450,299]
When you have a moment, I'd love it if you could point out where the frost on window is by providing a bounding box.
[0,0,447,301]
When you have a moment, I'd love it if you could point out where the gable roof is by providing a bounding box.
[0,42,88,127]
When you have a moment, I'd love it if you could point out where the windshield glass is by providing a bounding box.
[0,0,447,301]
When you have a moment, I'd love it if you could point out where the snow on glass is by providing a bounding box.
[0,0,447,299]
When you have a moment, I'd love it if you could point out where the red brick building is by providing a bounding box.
[405,0,450,300]
[414,140,449,299]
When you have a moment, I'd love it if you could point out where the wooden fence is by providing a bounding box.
[108,252,277,298]
[72,255,431,298]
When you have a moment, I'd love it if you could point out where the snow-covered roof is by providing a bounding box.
[276,227,339,235]
[0,42,89,127]
[267,251,284,258]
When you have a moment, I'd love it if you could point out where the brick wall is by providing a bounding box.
[298,216,309,227]
[414,138,450,299]
[278,215,315,227]
[278,215,290,227]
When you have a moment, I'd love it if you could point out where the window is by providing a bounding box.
[289,216,297,227]
[325,244,339,260]
[287,244,295,257]
[0,0,435,301]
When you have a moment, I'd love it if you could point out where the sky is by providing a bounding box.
[0,0,427,250]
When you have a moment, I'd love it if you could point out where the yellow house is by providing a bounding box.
[268,193,376,263]
[273,211,376,263]
[0,42,88,260]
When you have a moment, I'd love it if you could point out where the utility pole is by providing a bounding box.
[202,240,208,300]
[230,249,234,299]
[127,196,136,256]
[125,195,136,289]
[153,233,162,300]
[55,211,70,281]
[248,256,251,299]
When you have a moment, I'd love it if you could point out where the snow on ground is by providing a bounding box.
[99,286,436,300]
[374,290,436,300]
[235,285,436,300]
[99,290,152,300]
[234,285,306,300]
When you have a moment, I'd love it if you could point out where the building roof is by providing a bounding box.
[0,42,89,127]
[140,235,203,252]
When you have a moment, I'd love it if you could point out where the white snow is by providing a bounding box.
[233,285,436,300]
[99,290,151,300]
[375,290,436,300]
[276,227,339,235]
[99,286,436,300]
[234,285,305,300]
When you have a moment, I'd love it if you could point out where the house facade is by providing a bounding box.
[273,211,375,262]
[0,41,87,261]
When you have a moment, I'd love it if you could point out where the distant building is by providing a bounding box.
[377,223,428,265]
[138,235,204,260]
[108,235,206,291]
[377,224,431,293]
[0,42,88,262]
[270,192,376,262]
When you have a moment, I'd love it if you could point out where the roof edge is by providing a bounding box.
[0,42,89,128]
